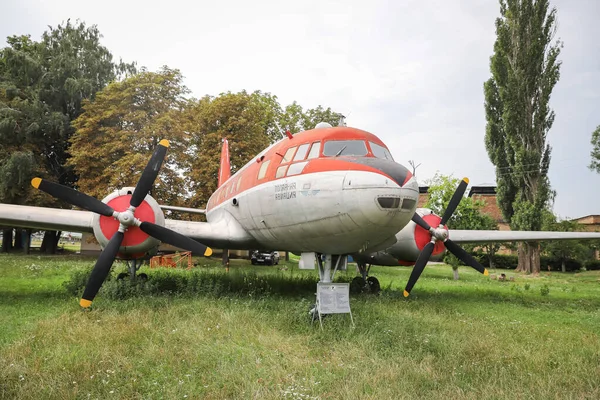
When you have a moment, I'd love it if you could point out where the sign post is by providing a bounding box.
[314,283,354,329]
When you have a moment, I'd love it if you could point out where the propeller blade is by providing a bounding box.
[139,221,213,257]
[444,239,488,275]
[404,241,435,297]
[412,213,432,232]
[130,139,170,208]
[31,178,115,217]
[440,177,469,226]
[80,231,124,308]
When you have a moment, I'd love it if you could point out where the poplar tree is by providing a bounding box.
[484,0,562,274]
[589,125,600,173]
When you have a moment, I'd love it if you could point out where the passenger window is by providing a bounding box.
[281,147,297,163]
[306,141,321,159]
[237,178,242,191]
[258,160,270,179]
[287,161,308,176]
[293,143,310,161]
[276,165,288,178]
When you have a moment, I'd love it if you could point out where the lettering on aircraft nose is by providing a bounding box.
[275,182,297,200]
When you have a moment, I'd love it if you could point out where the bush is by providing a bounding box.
[63,269,93,296]
[63,268,321,300]
[473,253,519,270]
[472,253,586,272]
[584,260,600,271]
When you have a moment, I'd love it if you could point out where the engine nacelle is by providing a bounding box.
[91,187,165,259]
[358,208,447,266]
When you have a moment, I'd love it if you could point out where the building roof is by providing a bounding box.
[468,185,497,197]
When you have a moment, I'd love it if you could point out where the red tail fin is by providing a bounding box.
[218,138,231,188]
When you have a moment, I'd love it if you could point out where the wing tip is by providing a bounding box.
[483,268,489,276]
[204,247,213,257]
[463,177,469,184]
[31,177,42,189]
[159,139,170,148]
[403,290,410,298]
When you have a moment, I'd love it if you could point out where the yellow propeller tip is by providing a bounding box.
[80,299,92,308]
[403,290,410,298]
[463,177,470,184]
[159,139,170,148]
[31,177,42,189]
[204,247,213,257]
[484,269,489,276]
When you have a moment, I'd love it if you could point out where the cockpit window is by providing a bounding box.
[281,147,297,163]
[323,140,368,157]
[369,141,394,161]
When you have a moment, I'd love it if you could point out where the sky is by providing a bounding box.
[1,0,599,219]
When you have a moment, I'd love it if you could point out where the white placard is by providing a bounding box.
[317,283,351,314]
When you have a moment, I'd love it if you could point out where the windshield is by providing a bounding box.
[369,141,394,161]
[322,140,368,157]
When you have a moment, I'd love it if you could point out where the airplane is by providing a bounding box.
[1,123,600,309]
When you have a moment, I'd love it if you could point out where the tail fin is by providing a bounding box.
[218,138,231,188]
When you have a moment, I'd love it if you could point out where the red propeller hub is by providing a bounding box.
[99,195,156,247]
[414,213,446,256]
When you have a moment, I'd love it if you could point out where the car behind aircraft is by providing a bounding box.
[251,250,280,265]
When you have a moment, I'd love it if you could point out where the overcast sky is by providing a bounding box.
[2,0,599,219]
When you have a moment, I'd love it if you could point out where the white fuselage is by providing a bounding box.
[206,170,419,255]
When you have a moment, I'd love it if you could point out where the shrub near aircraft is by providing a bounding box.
[2,123,600,307]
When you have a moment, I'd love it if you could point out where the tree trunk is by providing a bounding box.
[222,248,229,272]
[2,229,13,252]
[561,260,566,273]
[41,231,61,254]
[24,229,32,254]
[516,242,540,274]
[488,247,496,270]
[14,229,23,250]
[452,266,459,280]
[529,242,540,275]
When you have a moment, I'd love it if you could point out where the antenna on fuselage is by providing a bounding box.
[408,160,421,177]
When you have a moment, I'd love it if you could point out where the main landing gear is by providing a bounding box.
[116,259,148,282]
[350,261,380,295]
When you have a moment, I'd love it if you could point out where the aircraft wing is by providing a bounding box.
[449,230,600,243]
[0,203,257,250]
[0,204,95,233]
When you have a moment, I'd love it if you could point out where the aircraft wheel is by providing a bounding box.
[367,277,381,294]
[350,276,366,294]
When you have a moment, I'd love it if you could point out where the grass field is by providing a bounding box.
[1,253,600,399]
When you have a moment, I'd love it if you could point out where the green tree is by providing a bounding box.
[279,101,342,134]
[425,174,499,277]
[542,217,589,272]
[69,67,189,206]
[589,125,600,173]
[185,91,273,210]
[484,0,562,274]
[0,21,134,252]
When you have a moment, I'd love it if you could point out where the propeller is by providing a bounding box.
[403,177,488,297]
[32,139,213,308]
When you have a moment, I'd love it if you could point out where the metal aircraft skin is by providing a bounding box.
[1,124,599,305]
[353,207,600,267]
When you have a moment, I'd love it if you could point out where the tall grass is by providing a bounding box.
[1,254,600,399]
